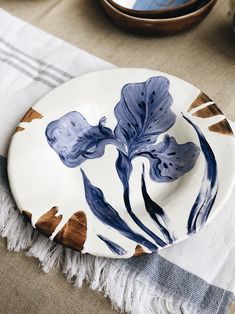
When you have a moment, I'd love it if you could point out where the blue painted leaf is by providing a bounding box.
[81,169,158,252]
[141,164,175,243]
[140,135,200,182]
[114,76,176,158]
[183,115,218,234]
[115,150,167,247]
[46,111,122,168]
[97,234,127,256]
[115,149,133,188]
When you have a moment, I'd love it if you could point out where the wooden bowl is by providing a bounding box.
[108,0,201,18]
[100,0,217,35]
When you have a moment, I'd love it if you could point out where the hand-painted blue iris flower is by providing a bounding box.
[46,77,199,182]
[45,76,203,254]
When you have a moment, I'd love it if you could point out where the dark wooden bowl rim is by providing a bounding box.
[108,0,200,15]
[103,0,216,22]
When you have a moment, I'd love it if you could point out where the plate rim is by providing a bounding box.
[7,67,235,258]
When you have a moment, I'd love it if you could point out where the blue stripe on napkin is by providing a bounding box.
[116,254,234,313]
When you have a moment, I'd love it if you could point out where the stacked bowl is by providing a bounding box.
[100,0,217,35]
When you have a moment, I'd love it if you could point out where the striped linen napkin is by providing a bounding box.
[0,8,234,314]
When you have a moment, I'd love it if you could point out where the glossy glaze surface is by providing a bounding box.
[8,68,235,258]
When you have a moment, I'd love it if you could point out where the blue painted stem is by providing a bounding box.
[116,150,167,248]
[141,165,175,243]
[123,187,167,247]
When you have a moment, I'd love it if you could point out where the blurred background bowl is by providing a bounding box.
[100,0,217,35]
[108,0,201,18]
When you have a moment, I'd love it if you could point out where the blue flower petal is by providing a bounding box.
[46,111,121,168]
[114,76,176,158]
[141,164,175,243]
[140,135,200,182]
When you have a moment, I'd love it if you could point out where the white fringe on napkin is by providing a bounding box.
[0,185,185,314]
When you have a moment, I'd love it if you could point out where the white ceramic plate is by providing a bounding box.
[8,68,235,258]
